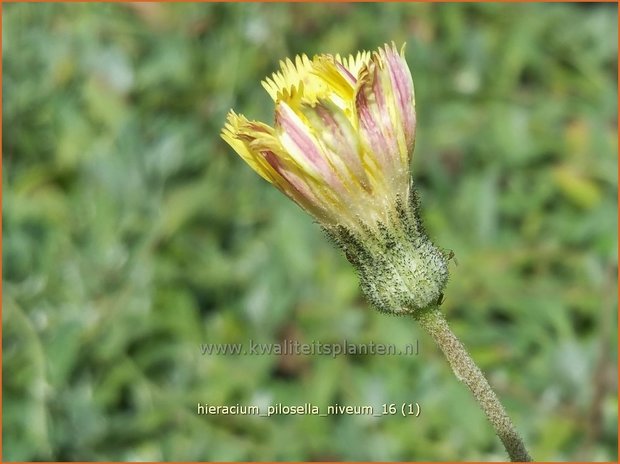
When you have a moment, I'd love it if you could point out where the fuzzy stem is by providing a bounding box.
[414,307,532,462]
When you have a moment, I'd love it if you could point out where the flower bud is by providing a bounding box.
[222,43,449,314]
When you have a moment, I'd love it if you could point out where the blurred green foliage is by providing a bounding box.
[3,3,618,461]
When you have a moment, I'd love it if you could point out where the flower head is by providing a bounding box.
[222,43,449,314]
[222,43,415,234]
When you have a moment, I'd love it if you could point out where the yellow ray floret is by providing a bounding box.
[334,50,372,79]
[261,54,328,106]
[222,43,416,230]
[221,111,282,185]
[261,49,374,109]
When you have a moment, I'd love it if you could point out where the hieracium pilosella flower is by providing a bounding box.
[221,43,449,315]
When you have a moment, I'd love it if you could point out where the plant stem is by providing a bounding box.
[414,307,532,462]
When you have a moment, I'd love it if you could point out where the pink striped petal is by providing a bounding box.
[382,43,416,153]
[275,102,343,192]
[300,101,370,191]
[354,44,416,177]
[355,61,400,174]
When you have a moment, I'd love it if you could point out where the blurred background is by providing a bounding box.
[3,3,618,461]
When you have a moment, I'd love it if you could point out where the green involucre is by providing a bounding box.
[324,186,449,314]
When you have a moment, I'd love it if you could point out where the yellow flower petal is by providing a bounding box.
[261,54,328,106]
[223,43,417,231]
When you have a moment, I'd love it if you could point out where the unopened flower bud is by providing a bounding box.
[222,42,449,314]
